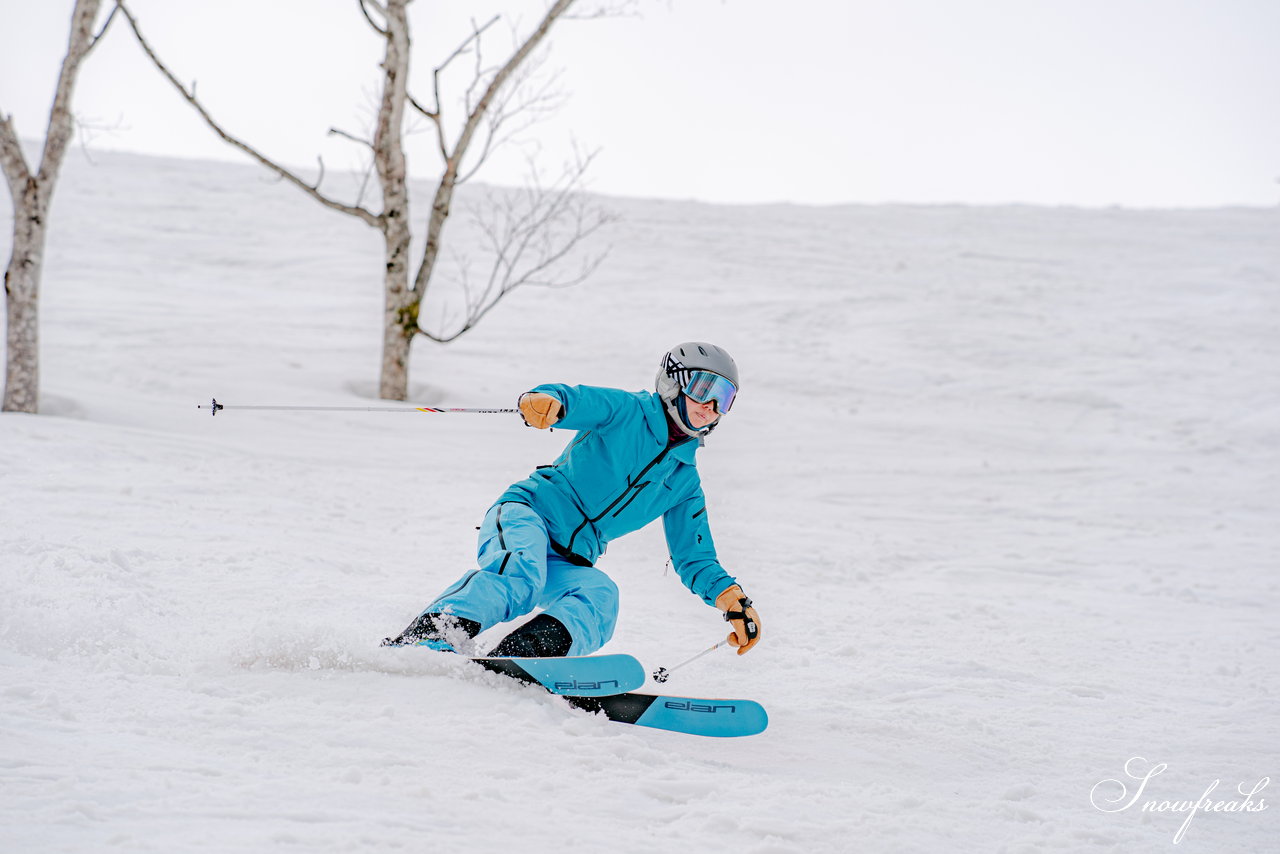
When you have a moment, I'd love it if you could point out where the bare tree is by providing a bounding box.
[1,0,115,413]
[116,0,613,401]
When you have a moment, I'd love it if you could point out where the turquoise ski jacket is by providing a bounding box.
[495,384,737,606]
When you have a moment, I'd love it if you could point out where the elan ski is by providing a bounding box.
[564,692,768,738]
[470,653,645,697]
[387,644,766,735]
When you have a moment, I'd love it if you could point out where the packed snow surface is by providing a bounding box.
[2,149,1277,853]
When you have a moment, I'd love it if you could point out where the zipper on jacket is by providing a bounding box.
[611,481,651,517]
[566,442,684,554]
[560,431,592,460]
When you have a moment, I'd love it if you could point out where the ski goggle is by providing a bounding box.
[682,370,738,413]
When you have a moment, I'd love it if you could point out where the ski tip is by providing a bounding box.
[641,696,768,737]
[489,653,646,696]
[640,698,768,737]
[573,693,768,737]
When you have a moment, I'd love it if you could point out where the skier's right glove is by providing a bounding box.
[518,392,562,429]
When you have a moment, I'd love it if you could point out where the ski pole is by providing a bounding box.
[197,397,517,417]
[652,640,728,683]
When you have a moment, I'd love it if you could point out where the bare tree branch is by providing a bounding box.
[484,154,608,293]
[354,161,376,210]
[427,15,500,160]
[88,4,118,51]
[406,93,438,121]
[73,111,129,163]
[0,114,32,195]
[435,15,500,89]
[457,58,567,185]
[36,2,105,191]
[324,126,376,209]
[327,127,373,150]
[113,0,381,229]
[414,0,578,307]
[358,0,389,35]
[462,20,502,118]
[420,145,616,344]
[567,0,641,19]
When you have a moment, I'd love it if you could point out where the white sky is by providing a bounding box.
[3,0,1279,207]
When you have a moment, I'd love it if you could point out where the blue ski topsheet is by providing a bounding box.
[472,653,645,697]
[634,695,768,737]
[565,693,769,738]
[389,645,767,735]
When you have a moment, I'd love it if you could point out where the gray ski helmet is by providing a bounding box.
[656,342,740,438]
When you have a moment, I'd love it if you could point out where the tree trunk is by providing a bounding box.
[114,0,588,402]
[375,0,414,401]
[414,164,459,313]
[1,0,103,413]
[3,181,45,413]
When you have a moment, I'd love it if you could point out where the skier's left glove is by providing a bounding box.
[715,584,761,655]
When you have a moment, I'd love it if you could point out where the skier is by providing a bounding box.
[384,342,762,661]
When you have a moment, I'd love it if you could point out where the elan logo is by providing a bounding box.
[664,700,737,714]
[553,679,620,691]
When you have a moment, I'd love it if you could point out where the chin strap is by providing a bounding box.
[722,596,759,641]
[664,395,712,444]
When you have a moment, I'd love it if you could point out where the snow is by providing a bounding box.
[2,148,1278,853]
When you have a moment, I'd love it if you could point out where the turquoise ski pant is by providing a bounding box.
[423,502,620,656]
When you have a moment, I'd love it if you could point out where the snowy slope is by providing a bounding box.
[2,149,1278,853]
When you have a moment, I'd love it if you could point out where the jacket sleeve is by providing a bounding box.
[663,486,738,606]
[529,384,640,432]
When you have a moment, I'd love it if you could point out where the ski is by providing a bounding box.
[383,634,644,697]
[386,643,767,735]
[564,692,768,738]
[471,653,646,697]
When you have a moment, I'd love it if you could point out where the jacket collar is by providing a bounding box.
[644,392,701,462]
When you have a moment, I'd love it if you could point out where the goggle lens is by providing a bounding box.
[682,371,737,413]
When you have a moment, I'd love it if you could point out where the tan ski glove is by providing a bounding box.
[518,392,562,429]
[715,585,762,655]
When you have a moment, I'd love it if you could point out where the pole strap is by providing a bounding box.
[722,596,759,640]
